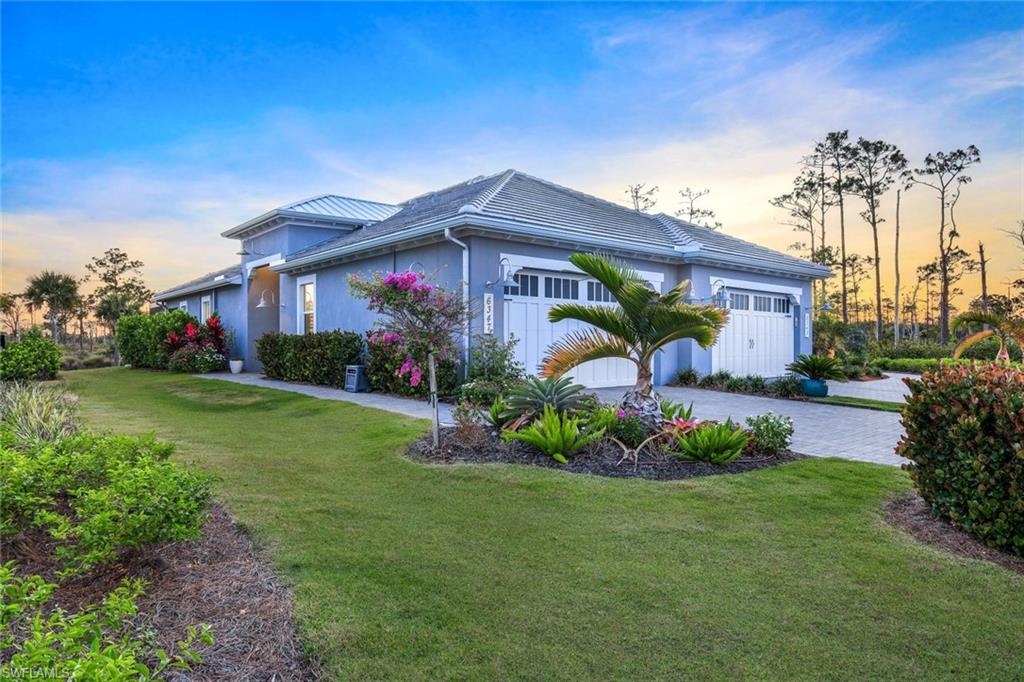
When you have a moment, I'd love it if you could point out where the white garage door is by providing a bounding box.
[711,291,794,377]
[503,272,636,388]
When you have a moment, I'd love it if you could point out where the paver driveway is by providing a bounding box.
[594,385,905,466]
[826,372,915,401]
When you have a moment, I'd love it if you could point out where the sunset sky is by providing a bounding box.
[2,2,1022,309]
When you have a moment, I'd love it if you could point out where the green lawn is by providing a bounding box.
[811,395,905,412]
[64,369,1024,680]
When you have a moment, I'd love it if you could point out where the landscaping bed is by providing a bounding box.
[408,426,803,481]
[8,504,314,681]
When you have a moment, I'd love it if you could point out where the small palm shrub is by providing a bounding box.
[0,564,213,678]
[0,383,79,446]
[675,368,699,386]
[501,376,587,422]
[786,354,846,382]
[503,405,604,464]
[0,338,61,381]
[898,363,1023,556]
[744,413,793,455]
[673,421,749,464]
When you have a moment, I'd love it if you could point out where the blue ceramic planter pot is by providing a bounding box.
[800,378,828,397]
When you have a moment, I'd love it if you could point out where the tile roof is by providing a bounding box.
[277,170,829,278]
[155,264,242,301]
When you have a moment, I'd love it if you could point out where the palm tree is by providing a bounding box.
[952,310,1023,363]
[23,271,79,343]
[542,253,727,420]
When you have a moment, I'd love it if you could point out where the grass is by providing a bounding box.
[811,395,905,413]
[64,369,1024,680]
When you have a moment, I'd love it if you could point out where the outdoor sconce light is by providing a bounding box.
[255,289,282,308]
[711,279,729,309]
[819,300,834,312]
[485,257,518,289]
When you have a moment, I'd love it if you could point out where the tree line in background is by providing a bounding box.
[0,248,153,364]
[628,134,1023,346]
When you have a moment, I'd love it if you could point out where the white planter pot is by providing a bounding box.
[229,360,244,374]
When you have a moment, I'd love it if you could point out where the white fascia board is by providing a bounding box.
[501,252,665,284]
[245,253,283,278]
[710,275,804,304]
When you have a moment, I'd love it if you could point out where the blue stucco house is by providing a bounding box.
[155,170,830,387]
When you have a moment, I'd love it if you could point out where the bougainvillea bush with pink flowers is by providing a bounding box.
[349,270,468,444]
[365,331,459,399]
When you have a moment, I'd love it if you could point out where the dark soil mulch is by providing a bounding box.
[407,426,804,481]
[885,494,1024,574]
[7,504,318,681]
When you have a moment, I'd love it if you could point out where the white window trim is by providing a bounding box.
[200,295,212,320]
[296,274,316,334]
[501,252,665,291]
[710,276,802,304]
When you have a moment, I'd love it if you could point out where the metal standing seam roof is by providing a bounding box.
[154,264,242,301]
[282,194,402,222]
[281,170,830,278]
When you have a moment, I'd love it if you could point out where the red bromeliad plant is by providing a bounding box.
[349,270,467,446]
[162,314,228,369]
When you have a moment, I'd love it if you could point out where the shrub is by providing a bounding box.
[786,354,846,382]
[117,310,195,369]
[451,402,489,449]
[503,405,604,464]
[898,364,1024,556]
[867,340,950,360]
[673,420,749,464]
[660,399,694,421]
[740,375,769,394]
[0,338,61,381]
[745,413,793,455]
[0,433,212,575]
[0,563,213,678]
[365,331,458,398]
[168,344,226,373]
[872,357,941,373]
[0,383,79,446]
[674,368,699,386]
[501,376,587,423]
[610,409,648,447]
[255,330,364,386]
[766,375,804,398]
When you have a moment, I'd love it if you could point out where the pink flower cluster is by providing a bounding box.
[396,354,424,386]
[368,331,402,345]
[383,271,434,295]
[616,408,640,419]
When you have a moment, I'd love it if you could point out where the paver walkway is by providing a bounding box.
[201,373,905,466]
[595,385,905,466]
[826,372,915,402]
[198,372,454,423]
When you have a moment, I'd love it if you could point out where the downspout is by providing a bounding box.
[443,228,471,374]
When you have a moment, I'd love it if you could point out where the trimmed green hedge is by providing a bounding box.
[874,357,1023,374]
[0,338,61,381]
[255,331,364,387]
[898,363,1024,557]
[117,310,195,369]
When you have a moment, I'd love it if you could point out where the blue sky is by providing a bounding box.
[2,2,1022,297]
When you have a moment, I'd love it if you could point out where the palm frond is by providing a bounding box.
[647,305,727,349]
[567,253,646,299]
[660,279,693,307]
[546,304,638,344]
[952,311,1003,331]
[541,329,633,378]
[952,329,996,359]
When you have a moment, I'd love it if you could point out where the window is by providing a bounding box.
[773,297,791,314]
[729,293,749,310]
[545,276,579,300]
[178,301,188,311]
[296,275,316,334]
[753,295,772,312]
[504,273,539,297]
[200,295,212,321]
[587,281,615,303]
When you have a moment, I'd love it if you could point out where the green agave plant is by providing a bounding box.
[503,405,605,464]
[501,375,588,422]
[674,420,749,465]
[785,354,847,382]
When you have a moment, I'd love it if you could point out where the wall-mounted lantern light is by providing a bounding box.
[255,289,282,308]
[485,257,518,289]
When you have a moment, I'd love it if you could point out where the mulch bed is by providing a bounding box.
[407,426,803,481]
[7,504,318,681]
[885,494,1024,574]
